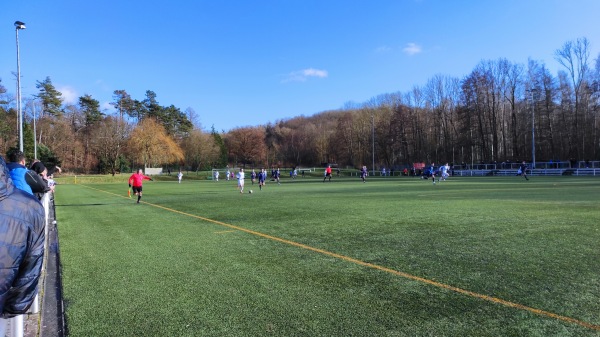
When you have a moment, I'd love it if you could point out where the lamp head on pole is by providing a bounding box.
[15,21,26,30]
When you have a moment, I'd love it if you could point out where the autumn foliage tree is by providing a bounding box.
[180,129,220,170]
[128,118,184,168]
[225,127,266,167]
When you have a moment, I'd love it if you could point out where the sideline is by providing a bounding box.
[81,184,600,332]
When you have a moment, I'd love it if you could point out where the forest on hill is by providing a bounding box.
[1,37,598,173]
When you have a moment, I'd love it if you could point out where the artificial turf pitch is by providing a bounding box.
[54,176,600,336]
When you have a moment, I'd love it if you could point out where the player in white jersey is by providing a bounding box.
[439,163,449,182]
[237,169,245,193]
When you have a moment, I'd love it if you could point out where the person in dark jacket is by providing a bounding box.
[517,161,530,181]
[0,155,46,320]
[29,161,52,200]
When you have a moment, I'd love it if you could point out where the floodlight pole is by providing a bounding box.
[15,21,26,152]
[33,103,37,159]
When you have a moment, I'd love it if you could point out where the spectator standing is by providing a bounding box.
[47,174,57,191]
[5,149,34,195]
[0,155,46,329]
[30,161,52,200]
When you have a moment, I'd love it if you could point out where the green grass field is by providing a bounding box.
[54,175,600,336]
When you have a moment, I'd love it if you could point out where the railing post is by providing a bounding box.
[0,318,6,337]
[9,315,24,337]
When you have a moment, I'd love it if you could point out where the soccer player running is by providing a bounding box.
[258,168,266,190]
[237,168,245,193]
[323,165,332,182]
[360,165,368,183]
[438,163,450,182]
[128,169,153,203]
[518,161,530,180]
[429,163,436,185]
[275,168,281,185]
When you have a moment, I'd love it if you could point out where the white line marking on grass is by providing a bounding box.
[80,184,600,332]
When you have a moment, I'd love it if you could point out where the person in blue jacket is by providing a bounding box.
[6,149,33,195]
[5,149,49,197]
[0,155,46,324]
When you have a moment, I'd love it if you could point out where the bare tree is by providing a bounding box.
[90,116,131,175]
[555,37,591,159]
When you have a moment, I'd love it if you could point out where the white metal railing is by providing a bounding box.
[450,160,600,171]
[452,168,599,176]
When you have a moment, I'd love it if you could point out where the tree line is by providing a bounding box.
[1,37,599,173]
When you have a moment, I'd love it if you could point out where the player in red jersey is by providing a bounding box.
[128,169,153,203]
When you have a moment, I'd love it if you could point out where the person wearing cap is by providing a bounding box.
[30,161,46,176]
[0,155,46,326]
[29,161,52,200]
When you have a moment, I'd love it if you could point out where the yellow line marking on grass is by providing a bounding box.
[81,184,600,332]
[215,230,236,234]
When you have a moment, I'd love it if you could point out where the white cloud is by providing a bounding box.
[57,86,78,104]
[402,42,423,56]
[282,68,328,83]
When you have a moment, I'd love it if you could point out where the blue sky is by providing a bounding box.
[2,0,599,131]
